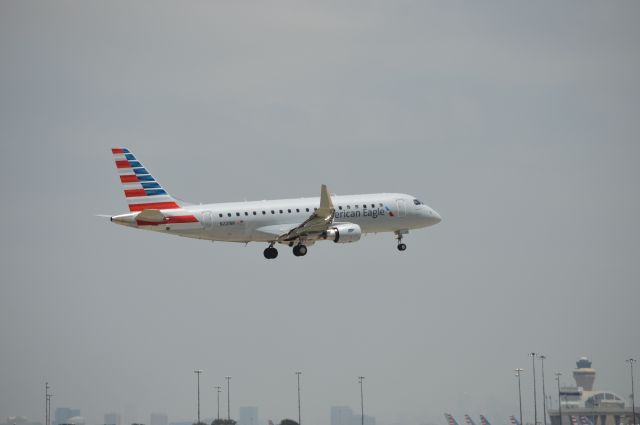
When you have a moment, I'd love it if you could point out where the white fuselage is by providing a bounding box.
[112,192,441,243]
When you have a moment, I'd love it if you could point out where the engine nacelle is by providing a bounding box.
[321,223,362,243]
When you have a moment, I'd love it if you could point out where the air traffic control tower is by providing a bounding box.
[549,357,638,425]
[573,357,596,391]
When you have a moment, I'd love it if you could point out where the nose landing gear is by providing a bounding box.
[395,230,408,252]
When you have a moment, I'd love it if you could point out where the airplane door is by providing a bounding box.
[202,211,213,228]
[396,199,406,217]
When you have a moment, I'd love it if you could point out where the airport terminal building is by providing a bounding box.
[548,358,638,425]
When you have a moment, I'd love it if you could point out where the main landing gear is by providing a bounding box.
[292,244,308,257]
[263,243,308,259]
[395,230,408,252]
[263,244,278,259]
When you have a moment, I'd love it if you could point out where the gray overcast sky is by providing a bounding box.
[1,2,639,425]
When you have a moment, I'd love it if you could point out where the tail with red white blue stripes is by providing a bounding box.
[579,417,594,425]
[112,148,181,212]
[445,414,461,425]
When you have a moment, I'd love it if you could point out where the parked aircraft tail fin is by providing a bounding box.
[445,414,460,425]
[464,415,477,425]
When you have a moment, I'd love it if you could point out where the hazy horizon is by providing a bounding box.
[1,2,639,425]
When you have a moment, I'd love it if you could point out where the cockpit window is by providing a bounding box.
[413,199,423,205]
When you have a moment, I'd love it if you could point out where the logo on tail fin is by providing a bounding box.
[112,148,181,212]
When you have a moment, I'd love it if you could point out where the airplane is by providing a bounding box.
[509,416,521,425]
[464,415,478,425]
[445,413,461,425]
[479,415,492,425]
[108,148,442,259]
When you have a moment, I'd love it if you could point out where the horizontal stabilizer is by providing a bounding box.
[136,209,166,223]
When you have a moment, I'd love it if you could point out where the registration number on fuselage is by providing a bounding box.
[219,221,239,226]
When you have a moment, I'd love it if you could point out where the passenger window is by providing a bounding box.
[262,211,266,215]
[347,205,351,209]
[244,212,248,216]
[227,213,231,217]
[296,208,300,213]
[279,209,283,214]
[236,212,240,217]
[253,211,257,215]
[314,208,317,211]
[306,208,309,212]
[288,209,291,213]
[271,210,275,214]
[355,205,359,209]
[379,203,383,207]
[219,213,223,218]
[371,204,375,208]
[338,206,342,210]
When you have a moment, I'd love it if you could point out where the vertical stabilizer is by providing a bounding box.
[445,414,461,425]
[464,415,477,425]
[112,148,181,212]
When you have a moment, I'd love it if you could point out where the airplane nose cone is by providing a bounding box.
[431,209,442,224]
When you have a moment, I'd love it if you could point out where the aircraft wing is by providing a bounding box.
[276,184,335,242]
[254,223,302,239]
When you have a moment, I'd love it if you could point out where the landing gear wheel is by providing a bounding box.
[395,231,408,252]
[293,244,308,257]
[263,246,278,259]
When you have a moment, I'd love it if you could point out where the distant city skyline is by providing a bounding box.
[2,353,638,425]
[331,406,375,425]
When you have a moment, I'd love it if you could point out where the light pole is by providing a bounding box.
[555,373,562,425]
[295,371,302,425]
[530,353,539,425]
[539,355,548,425]
[627,359,636,425]
[225,376,232,421]
[47,393,53,425]
[214,386,222,420]
[516,368,524,425]
[358,377,365,425]
[194,370,203,425]
[45,382,49,425]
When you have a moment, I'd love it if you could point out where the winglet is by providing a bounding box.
[319,184,334,211]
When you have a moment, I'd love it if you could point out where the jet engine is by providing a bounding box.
[321,223,362,243]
